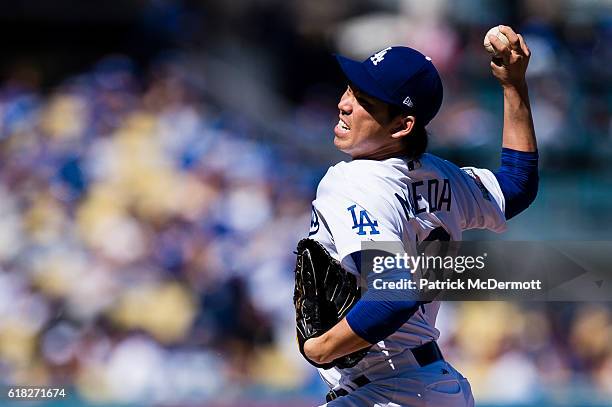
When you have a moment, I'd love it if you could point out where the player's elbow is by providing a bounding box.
[495,148,539,220]
[525,172,539,207]
[304,336,334,365]
[502,170,538,219]
[308,352,332,365]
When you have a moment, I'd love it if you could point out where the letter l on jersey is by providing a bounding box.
[347,205,380,235]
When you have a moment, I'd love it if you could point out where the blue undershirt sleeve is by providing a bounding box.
[493,148,539,220]
[345,252,420,344]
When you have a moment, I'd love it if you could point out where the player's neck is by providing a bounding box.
[352,144,406,161]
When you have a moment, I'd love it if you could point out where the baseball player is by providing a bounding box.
[293,25,538,406]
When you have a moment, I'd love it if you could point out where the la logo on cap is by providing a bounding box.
[370,47,392,66]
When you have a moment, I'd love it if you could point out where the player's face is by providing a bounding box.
[334,86,400,159]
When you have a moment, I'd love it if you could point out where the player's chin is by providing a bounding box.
[333,135,351,152]
[334,126,351,143]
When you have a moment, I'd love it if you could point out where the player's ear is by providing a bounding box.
[390,115,415,139]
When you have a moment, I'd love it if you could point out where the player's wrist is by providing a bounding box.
[502,81,531,108]
[501,80,528,94]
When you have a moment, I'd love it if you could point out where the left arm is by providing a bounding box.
[305,254,419,365]
[304,297,420,364]
[305,298,420,364]
[304,318,370,365]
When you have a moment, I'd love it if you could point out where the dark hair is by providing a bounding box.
[387,104,428,158]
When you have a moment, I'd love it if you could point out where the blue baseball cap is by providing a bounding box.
[335,46,443,126]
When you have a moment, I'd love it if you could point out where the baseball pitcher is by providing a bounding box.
[293,25,538,406]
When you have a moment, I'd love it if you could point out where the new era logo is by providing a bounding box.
[403,96,414,108]
[370,47,392,66]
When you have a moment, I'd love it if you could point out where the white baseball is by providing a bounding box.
[483,26,510,55]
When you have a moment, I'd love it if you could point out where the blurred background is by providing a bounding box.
[0,0,610,406]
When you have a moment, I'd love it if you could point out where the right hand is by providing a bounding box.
[488,25,531,89]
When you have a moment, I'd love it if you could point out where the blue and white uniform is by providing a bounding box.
[305,43,538,406]
[308,153,508,407]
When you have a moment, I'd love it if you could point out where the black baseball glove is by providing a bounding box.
[293,238,370,369]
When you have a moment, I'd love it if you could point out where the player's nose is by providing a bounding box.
[338,92,352,115]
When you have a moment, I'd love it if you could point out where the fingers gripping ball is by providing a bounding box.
[483,26,510,55]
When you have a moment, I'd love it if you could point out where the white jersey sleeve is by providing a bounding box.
[456,165,506,231]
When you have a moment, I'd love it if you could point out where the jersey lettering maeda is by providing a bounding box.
[308,154,506,267]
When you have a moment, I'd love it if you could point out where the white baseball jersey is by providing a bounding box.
[307,153,506,388]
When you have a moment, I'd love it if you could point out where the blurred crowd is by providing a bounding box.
[0,0,610,405]
[0,56,317,404]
